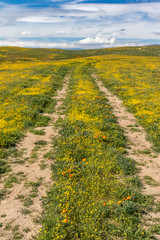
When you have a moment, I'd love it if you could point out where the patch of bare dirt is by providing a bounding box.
[0,74,70,240]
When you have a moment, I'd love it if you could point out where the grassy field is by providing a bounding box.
[0,58,71,174]
[0,45,160,63]
[0,46,159,239]
[38,60,154,239]
[93,55,160,152]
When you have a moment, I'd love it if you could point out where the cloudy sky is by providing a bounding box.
[0,0,160,49]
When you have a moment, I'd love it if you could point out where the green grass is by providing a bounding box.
[143,176,159,187]
[4,222,12,230]
[4,174,18,188]
[39,161,48,170]
[137,149,151,155]
[24,177,43,193]
[23,197,33,207]
[0,46,160,64]
[23,227,31,233]
[130,127,142,132]
[0,189,8,201]
[0,159,9,174]
[154,200,160,213]
[34,140,47,146]
[21,209,31,215]
[30,129,45,135]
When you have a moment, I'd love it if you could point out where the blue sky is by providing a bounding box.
[0,0,160,49]
[2,0,160,3]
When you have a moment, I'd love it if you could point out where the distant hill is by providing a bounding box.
[0,45,160,63]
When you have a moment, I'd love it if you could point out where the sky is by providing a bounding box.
[0,0,160,49]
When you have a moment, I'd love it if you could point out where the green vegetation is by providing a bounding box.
[30,129,45,135]
[0,45,160,63]
[94,55,160,152]
[38,62,153,239]
[0,46,159,239]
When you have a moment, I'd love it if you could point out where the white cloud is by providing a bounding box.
[0,39,69,48]
[0,37,157,50]
[17,16,65,23]
[79,36,115,45]
[63,2,160,20]
[20,31,31,36]
[55,30,70,34]
[0,1,160,48]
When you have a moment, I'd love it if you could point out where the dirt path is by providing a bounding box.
[93,73,160,234]
[0,74,70,240]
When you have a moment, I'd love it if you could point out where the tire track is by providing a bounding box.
[0,74,70,240]
[93,73,160,237]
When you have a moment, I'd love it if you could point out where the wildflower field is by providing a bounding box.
[38,60,154,240]
[0,60,70,148]
[0,55,71,175]
[94,55,160,152]
[0,46,159,239]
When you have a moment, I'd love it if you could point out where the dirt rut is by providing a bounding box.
[93,73,160,233]
[0,74,70,240]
